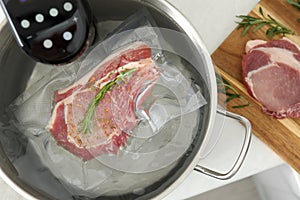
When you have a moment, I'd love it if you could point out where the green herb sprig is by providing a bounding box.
[236,7,295,38]
[81,68,137,134]
[287,0,300,23]
[287,0,300,9]
[217,74,250,109]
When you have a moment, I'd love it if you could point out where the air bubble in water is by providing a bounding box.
[131,153,140,160]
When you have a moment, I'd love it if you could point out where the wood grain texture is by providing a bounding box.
[211,0,300,173]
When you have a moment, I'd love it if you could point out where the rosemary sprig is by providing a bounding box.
[287,0,300,22]
[287,0,300,9]
[81,68,137,134]
[216,74,250,109]
[236,7,295,38]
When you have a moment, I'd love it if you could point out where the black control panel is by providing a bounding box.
[0,0,93,64]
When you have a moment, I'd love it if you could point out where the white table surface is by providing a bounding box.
[0,0,285,199]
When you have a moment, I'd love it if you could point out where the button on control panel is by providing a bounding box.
[35,13,44,23]
[49,8,59,17]
[21,19,30,29]
[0,0,92,64]
[63,2,73,12]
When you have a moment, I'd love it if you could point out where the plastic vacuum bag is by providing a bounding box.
[8,9,208,197]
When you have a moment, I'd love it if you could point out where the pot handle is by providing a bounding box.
[194,109,252,180]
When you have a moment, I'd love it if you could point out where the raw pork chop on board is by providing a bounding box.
[242,37,300,119]
[47,42,160,160]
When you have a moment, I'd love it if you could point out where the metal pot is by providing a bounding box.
[0,0,251,199]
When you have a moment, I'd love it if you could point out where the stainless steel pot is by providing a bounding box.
[0,0,251,199]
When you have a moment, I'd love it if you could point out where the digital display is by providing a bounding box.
[19,0,31,3]
[3,0,32,4]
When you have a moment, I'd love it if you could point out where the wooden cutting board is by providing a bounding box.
[211,0,300,173]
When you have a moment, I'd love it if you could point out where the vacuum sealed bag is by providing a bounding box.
[8,10,208,197]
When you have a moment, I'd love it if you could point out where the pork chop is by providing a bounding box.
[242,37,300,118]
[47,42,160,160]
